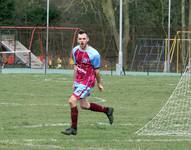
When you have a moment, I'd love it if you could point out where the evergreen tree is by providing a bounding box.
[0,0,15,25]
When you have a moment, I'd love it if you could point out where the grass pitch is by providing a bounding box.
[0,73,191,150]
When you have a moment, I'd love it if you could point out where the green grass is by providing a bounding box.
[1,73,191,150]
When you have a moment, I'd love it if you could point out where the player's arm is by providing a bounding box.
[72,65,77,89]
[73,65,77,79]
[72,48,77,82]
[95,69,103,92]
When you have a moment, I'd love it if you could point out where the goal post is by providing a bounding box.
[0,50,32,68]
[165,31,191,73]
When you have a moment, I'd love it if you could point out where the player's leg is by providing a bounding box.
[79,98,90,109]
[89,102,114,125]
[68,95,78,129]
[80,98,109,113]
[79,98,114,125]
[61,95,78,135]
[79,87,108,112]
[61,83,88,135]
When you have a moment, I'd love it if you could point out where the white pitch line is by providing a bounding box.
[12,123,70,129]
[0,139,62,149]
[1,138,191,146]
[93,122,140,126]
[0,96,106,107]
[3,122,138,130]
[92,96,106,103]
[125,138,191,142]
[23,138,57,142]
[0,102,67,107]
[17,143,62,149]
[44,78,68,81]
[44,78,73,82]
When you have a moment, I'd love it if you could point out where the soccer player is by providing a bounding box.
[61,30,114,135]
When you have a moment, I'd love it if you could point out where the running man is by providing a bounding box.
[61,30,114,135]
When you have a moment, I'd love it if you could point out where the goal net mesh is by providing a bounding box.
[0,51,31,68]
[136,31,191,137]
[136,66,191,136]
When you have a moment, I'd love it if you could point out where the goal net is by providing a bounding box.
[136,31,191,137]
[136,66,191,136]
[0,50,32,68]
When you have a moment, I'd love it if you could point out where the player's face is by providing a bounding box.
[78,33,89,50]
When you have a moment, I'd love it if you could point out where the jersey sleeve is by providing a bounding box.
[72,46,78,64]
[92,53,101,69]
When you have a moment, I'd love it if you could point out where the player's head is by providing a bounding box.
[77,30,89,50]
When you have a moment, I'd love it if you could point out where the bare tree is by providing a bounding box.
[188,0,191,63]
[123,0,130,68]
[101,0,119,52]
[49,0,130,67]
[101,0,129,67]
[181,0,186,66]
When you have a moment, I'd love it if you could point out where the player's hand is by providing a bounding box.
[97,83,104,92]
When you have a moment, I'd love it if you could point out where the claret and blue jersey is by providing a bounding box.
[72,45,101,88]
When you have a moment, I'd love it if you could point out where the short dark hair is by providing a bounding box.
[78,29,88,35]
